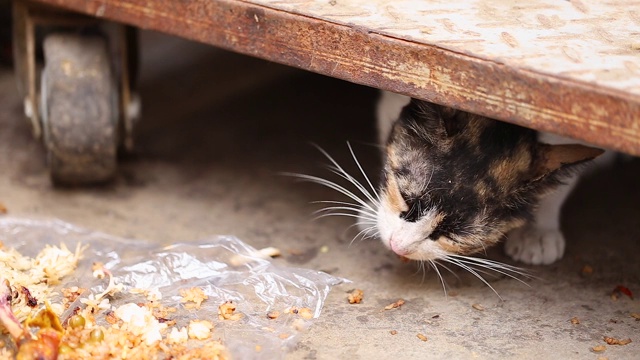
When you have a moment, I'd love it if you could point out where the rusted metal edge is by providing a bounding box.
[30,0,640,155]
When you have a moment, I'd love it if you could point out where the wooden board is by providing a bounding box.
[27,0,640,155]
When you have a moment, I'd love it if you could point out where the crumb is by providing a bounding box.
[188,320,213,340]
[267,310,280,320]
[180,287,208,309]
[91,262,104,272]
[597,357,609,360]
[591,345,606,352]
[384,299,405,310]
[218,300,242,321]
[279,333,290,339]
[580,265,593,276]
[105,310,118,324]
[631,313,640,321]
[167,327,188,344]
[230,247,282,266]
[398,255,411,263]
[570,317,580,325]
[0,202,7,214]
[20,286,38,307]
[319,245,329,253]
[390,330,398,335]
[348,289,364,304]
[603,336,632,345]
[258,247,281,258]
[255,345,262,352]
[286,306,299,314]
[417,333,428,342]
[472,303,485,311]
[298,307,313,319]
[62,287,85,308]
[611,285,633,300]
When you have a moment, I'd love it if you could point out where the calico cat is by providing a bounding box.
[297,91,609,286]
[371,91,610,267]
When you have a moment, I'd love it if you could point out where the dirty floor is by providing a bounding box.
[1,31,639,359]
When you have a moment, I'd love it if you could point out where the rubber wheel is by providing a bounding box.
[41,33,118,185]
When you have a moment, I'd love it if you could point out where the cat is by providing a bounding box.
[372,91,613,268]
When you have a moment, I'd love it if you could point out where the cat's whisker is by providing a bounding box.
[312,200,377,217]
[350,224,379,245]
[285,173,376,212]
[312,205,377,220]
[313,144,380,207]
[428,260,448,297]
[442,257,503,299]
[432,260,461,282]
[313,212,373,221]
[347,142,381,203]
[325,166,380,208]
[449,255,534,283]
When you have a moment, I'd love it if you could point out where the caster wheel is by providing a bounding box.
[40,33,118,185]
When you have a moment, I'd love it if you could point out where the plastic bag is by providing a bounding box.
[0,217,346,359]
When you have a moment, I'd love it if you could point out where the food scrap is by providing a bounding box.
[0,202,7,214]
[417,333,428,342]
[603,336,632,345]
[472,303,485,311]
[631,313,640,321]
[266,310,280,320]
[0,242,231,360]
[610,285,633,300]
[218,301,242,321]
[570,317,580,325]
[179,287,208,309]
[229,246,281,266]
[580,265,593,276]
[188,320,214,340]
[348,289,364,304]
[390,330,398,335]
[591,345,606,353]
[384,299,406,311]
[297,307,314,320]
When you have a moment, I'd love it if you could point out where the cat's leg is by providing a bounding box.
[505,133,614,265]
[504,176,578,265]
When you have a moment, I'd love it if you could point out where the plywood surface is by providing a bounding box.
[254,0,640,97]
[26,0,640,155]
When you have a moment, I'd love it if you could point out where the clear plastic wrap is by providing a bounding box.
[0,217,346,359]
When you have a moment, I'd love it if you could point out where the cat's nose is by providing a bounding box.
[389,237,410,256]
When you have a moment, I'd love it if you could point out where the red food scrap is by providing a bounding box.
[20,286,38,307]
[611,285,633,300]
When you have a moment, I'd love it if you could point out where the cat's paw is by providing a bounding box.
[504,226,566,265]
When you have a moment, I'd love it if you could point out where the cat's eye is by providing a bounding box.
[399,198,425,222]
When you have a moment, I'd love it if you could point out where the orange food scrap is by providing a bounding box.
[348,289,364,304]
[384,299,405,311]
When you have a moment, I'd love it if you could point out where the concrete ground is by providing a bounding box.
[1,31,639,359]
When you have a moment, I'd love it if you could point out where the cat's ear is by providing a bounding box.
[402,100,464,139]
[436,105,464,137]
[530,143,604,183]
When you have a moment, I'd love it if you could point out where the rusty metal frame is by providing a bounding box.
[22,0,640,155]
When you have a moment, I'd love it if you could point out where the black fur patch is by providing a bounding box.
[381,99,593,252]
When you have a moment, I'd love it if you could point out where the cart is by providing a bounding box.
[12,0,640,185]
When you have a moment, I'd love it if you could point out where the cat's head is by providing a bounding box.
[377,99,603,261]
